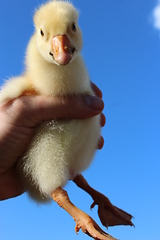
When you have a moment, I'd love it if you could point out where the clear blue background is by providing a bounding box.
[0,1,160,240]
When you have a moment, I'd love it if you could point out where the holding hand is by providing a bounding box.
[0,83,105,200]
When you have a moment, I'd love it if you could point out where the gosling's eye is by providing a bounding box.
[40,29,44,37]
[72,22,76,32]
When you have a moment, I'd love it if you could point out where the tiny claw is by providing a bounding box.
[90,200,97,210]
[75,224,80,234]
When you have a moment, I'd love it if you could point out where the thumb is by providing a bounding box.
[3,94,104,127]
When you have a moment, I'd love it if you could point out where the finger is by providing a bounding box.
[97,136,104,150]
[3,95,104,127]
[29,95,104,126]
[100,113,106,127]
[91,82,102,99]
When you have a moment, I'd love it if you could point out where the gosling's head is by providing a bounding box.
[34,1,83,66]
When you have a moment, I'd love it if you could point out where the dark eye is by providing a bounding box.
[72,22,76,32]
[40,29,44,37]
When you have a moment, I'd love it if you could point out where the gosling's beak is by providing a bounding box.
[51,34,75,65]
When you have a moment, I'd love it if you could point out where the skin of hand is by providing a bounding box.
[0,83,105,200]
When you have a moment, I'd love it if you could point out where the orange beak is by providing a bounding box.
[51,35,75,65]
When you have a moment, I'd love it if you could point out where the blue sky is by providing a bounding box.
[0,0,160,240]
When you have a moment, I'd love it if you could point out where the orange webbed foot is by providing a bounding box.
[74,210,116,240]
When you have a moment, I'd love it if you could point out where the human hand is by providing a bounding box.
[0,83,105,200]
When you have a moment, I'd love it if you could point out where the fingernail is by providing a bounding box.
[85,96,104,110]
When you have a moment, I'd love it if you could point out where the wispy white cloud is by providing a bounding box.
[152,1,160,30]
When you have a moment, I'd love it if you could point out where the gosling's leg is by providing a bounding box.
[73,174,134,228]
[51,187,116,240]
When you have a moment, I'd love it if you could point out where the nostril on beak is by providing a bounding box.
[72,48,76,54]
[49,52,53,57]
